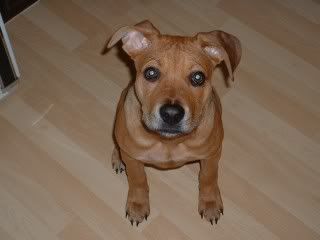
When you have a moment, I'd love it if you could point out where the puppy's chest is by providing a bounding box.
[135,142,203,164]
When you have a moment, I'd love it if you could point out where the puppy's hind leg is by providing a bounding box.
[111,146,125,174]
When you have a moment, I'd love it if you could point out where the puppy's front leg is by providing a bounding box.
[198,150,224,225]
[120,150,150,226]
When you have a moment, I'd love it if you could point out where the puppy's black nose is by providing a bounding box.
[160,104,185,125]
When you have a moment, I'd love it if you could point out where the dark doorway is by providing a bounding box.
[0,0,38,22]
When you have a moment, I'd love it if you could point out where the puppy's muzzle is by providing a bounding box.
[155,103,186,136]
[159,103,185,126]
[143,102,191,137]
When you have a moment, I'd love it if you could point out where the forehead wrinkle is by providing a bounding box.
[145,57,161,67]
[167,48,184,78]
[179,48,212,71]
[136,53,162,70]
[165,47,210,75]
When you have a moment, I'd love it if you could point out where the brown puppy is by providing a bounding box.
[107,20,241,226]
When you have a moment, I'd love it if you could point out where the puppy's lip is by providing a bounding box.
[156,127,185,137]
[144,123,183,136]
[158,128,181,134]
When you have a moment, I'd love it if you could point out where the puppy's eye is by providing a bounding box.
[144,67,160,81]
[190,71,205,87]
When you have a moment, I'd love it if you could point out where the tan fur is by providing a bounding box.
[106,20,241,226]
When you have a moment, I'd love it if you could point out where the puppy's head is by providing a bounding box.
[107,20,241,138]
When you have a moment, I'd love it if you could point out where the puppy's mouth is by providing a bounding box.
[157,127,184,138]
[143,121,189,138]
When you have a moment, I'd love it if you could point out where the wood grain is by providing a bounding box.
[0,0,319,239]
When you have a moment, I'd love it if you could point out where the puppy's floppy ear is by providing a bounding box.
[197,31,241,86]
[103,20,160,57]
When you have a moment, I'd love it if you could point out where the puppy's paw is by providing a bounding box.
[111,148,125,174]
[198,190,223,225]
[126,195,150,226]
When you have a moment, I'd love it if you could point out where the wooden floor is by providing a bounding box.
[1,0,320,239]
